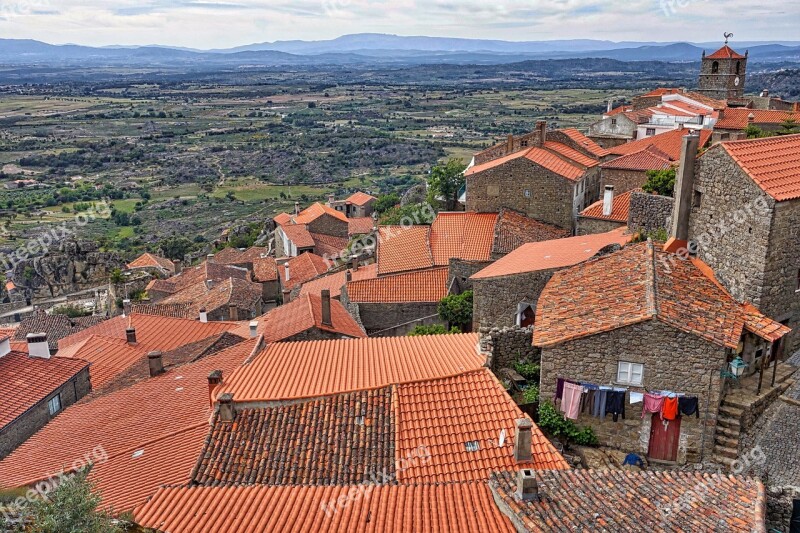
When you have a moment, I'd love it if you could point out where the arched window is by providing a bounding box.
[711,61,719,74]
[736,61,741,74]
[516,303,536,328]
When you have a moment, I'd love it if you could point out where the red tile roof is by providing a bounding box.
[252,256,278,282]
[490,469,765,532]
[608,128,713,160]
[211,246,269,266]
[236,293,365,342]
[279,252,331,290]
[706,44,746,59]
[126,252,175,272]
[0,351,89,429]
[160,277,263,317]
[607,104,633,116]
[280,223,316,248]
[310,232,350,257]
[601,146,674,171]
[430,212,498,265]
[345,191,377,206]
[295,202,349,224]
[273,212,292,226]
[396,369,568,484]
[146,261,250,296]
[0,338,261,511]
[347,267,449,303]
[533,242,788,349]
[543,141,599,168]
[55,336,144,389]
[467,146,587,181]
[719,133,800,201]
[492,209,570,255]
[348,216,375,236]
[715,108,797,130]
[472,228,631,279]
[579,189,640,222]
[134,482,515,533]
[557,128,610,157]
[221,333,484,403]
[299,263,378,299]
[376,225,433,275]
[130,303,192,319]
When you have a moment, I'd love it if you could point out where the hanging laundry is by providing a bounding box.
[678,396,700,418]
[662,395,679,421]
[562,382,583,420]
[641,393,664,419]
[555,378,565,401]
[629,392,644,404]
[591,389,609,419]
[605,390,626,422]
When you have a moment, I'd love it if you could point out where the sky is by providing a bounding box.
[1,0,799,49]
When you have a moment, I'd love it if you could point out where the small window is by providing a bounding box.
[712,61,719,74]
[521,140,528,147]
[646,128,656,136]
[736,61,741,75]
[465,440,480,452]
[611,118,617,126]
[720,133,730,141]
[524,189,531,198]
[796,268,800,291]
[355,415,365,426]
[48,394,62,416]
[693,190,702,208]
[617,362,644,386]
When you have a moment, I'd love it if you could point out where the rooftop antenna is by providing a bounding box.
[724,32,733,45]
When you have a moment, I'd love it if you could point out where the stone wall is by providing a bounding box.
[284,327,351,342]
[479,325,538,371]
[448,259,492,293]
[765,486,799,533]
[575,216,625,236]
[539,320,728,463]
[308,214,348,238]
[588,115,637,143]
[601,168,649,195]
[697,55,746,100]
[474,130,544,165]
[473,269,556,330]
[0,366,91,459]
[466,157,575,231]
[628,191,674,235]
[354,302,441,335]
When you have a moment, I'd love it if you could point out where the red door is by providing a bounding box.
[648,414,681,462]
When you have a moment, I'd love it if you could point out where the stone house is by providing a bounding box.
[679,133,800,356]
[587,105,646,147]
[0,335,91,459]
[600,146,673,194]
[158,277,264,321]
[126,252,176,276]
[697,43,747,101]
[712,108,799,143]
[534,241,789,464]
[470,227,630,330]
[327,191,377,218]
[465,124,608,232]
[273,202,351,259]
[576,188,636,236]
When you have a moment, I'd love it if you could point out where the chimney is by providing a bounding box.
[345,270,352,282]
[147,351,164,377]
[284,262,290,281]
[321,290,332,327]
[205,279,214,290]
[514,418,533,463]
[515,469,539,502]
[199,307,208,323]
[602,185,615,217]
[328,194,335,206]
[207,370,222,408]
[207,253,215,262]
[350,255,359,272]
[249,320,258,338]
[218,393,236,422]
[0,336,10,358]
[294,202,300,216]
[125,327,137,344]
[667,133,700,251]
[173,260,182,274]
[748,113,756,123]
[506,134,513,154]
[536,120,546,147]
[122,299,131,317]
[26,333,50,359]
[607,99,613,113]
[282,288,291,304]
[228,304,239,322]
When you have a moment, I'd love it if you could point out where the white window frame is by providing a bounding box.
[617,361,644,386]
[47,394,62,416]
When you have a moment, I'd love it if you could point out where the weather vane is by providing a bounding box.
[724,32,733,44]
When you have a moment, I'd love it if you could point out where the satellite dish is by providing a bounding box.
[498,429,506,447]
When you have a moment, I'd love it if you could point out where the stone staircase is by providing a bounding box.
[712,362,797,467]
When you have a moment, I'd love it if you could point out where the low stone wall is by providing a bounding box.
[765,486,799,532]
[479,325,539,371]
[0,300,28,315]
[575,217,625,236]
[628,191,674,235]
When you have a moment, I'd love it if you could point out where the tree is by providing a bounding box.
[426,159,467,211]
[109,268,123,284]
[777,117,799,135]
[744,124,770,139]
[642,167,676,197]
[378,203,434,226]
[437,290,473,331]
[374,193,400,214]
[158,236,194,261]
[25,467,122,533]
[407,324,460,336]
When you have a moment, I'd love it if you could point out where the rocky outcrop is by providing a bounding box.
[12,240,124,301]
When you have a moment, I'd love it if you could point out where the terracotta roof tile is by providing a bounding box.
[719,133,800,201]
[0,350,89,429]
[346,191,377,206]
[492,209,570,255]
[55,336,144,390]
[299,263,378,299]
[293,202,349,224]
[347,267,449,303]
[280,223,316,248]
[490,469,764,532]
[348,216,375,236]
[14,310,105,351]
[601,146,674,171]
[130,302,192,319]
[134,482,514,533]
[148,262,250,296]
[558,128,610,157]
[279,252,332,290]
[310,232,350,257]
[396,369,568,484]
[579,189,640,222]
[376,226,433,275]
[160,277,263,317]
[252,256,278,282]
[0,338,260,511]
[522,146,586,181]
[58,315,128,349]
[608,128,712,160]
[716,108,798,130]
[273,212,292,226]
[126,252,175,272]
[706,44,746,59]
[430,212,498,265]
[192,387,394,486]
[543,141,598,168]
[221,333,484,403]
[211,246,269,266]
[472,228,631,280]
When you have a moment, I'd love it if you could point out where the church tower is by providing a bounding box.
[697,34,747,100]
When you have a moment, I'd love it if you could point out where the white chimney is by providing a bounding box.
[249,320,258,338]
[122,299,131,317]
[207,253,215,262]
[284,262,290,282]
[602,185,615,217]
[294,202,300,216]
[27,333,50,359]
[199,307,208,323]
[607,99,613,113]
[0,336,10,358]
[205,279,214,290]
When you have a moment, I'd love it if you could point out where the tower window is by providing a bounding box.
[693,190,702,208]
[736,61,741,75]
[712,61,719,74]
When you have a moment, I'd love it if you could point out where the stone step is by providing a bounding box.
[714,435,739,449]
[714,445,739,460]
[718,404,744,418]
[712,454,737,467]
[716,416,741,430]
[716,425,741,439]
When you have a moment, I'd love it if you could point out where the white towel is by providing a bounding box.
[629,392,644,404]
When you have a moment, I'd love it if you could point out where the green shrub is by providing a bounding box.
[537,401,598,447]
[407,324,460,336]
[512,360,540,381]
[521,385,539,405]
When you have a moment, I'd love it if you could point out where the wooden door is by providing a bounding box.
[648,413,681,462]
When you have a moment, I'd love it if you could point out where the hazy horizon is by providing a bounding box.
[1,0,799,49]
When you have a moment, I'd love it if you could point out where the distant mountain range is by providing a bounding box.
[2,34,800,67]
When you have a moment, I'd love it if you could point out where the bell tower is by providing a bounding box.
[697,33,747,100]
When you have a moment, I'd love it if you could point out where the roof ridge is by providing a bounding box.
[645,240,659,319]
